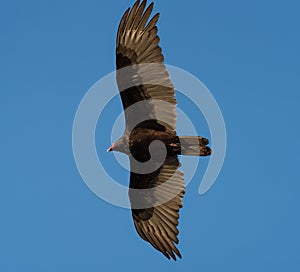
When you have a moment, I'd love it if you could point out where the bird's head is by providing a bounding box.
[107,136,129,154]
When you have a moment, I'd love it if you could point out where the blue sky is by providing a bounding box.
[1,0,300,271]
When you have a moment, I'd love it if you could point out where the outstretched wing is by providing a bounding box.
[116,0,177,132]
[129,155,185,260]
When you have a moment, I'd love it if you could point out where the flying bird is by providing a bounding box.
[107,0,211,260]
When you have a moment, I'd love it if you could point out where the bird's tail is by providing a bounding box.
[178,136,211,156]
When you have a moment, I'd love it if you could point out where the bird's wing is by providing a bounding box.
[129,155,185,260]
[116,0,177,133]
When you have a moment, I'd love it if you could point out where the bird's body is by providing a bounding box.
[129,128,179,160]
[107,0,211,260]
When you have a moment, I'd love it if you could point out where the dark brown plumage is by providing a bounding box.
[107,0,211,260]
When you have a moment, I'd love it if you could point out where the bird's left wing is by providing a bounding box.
[116,0,177,132]
[129,155,185,260]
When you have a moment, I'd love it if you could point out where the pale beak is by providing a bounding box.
[107,143,115,152]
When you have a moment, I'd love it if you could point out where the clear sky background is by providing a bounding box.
[1,0,300,271]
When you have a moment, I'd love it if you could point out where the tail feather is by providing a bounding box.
[178,136,211,156]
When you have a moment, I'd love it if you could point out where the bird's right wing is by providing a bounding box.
[116,0,177,133]
[129,155,185,260]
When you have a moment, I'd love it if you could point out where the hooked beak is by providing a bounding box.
[106,143,115,152]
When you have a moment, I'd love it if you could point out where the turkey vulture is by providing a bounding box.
[107,0,211,260]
